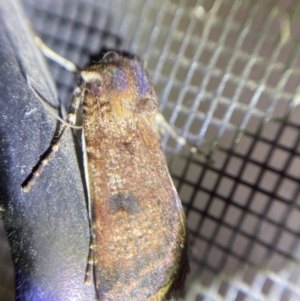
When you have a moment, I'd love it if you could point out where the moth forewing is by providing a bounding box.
[79,52,189,300]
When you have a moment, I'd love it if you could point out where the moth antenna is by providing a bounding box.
[21,124,68,192]
[22,84,83,192]
[155,113,213,163]
[35,36,80,73]
[27,78,82,130]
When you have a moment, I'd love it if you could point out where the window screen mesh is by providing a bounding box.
[1,0,300,300]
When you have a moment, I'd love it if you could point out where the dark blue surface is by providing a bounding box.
[0,1,95,300]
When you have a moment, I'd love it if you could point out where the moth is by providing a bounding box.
[23,50,189,300]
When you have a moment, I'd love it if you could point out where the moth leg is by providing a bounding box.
[155,112,213,162]
[84,234,95,284]
[35,36,80,73]
[84,232,100,299]
[22,86,83,192]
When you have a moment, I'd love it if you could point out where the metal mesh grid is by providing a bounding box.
[1,0,300,300]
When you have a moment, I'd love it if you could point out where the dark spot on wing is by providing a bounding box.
[109,191,138,213]
[109,160,117,167]
[122,140,134,154]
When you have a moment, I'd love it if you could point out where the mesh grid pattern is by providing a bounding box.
[186,262,300,300]
[2,0,299,300]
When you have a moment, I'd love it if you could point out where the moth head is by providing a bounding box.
[81,52,157,116]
